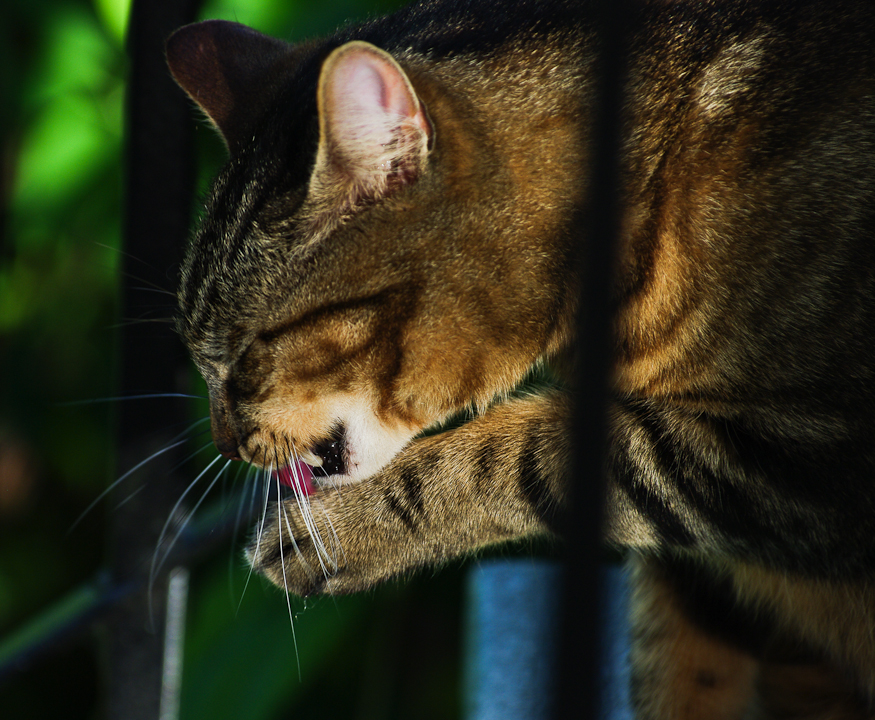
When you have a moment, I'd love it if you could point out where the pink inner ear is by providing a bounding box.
[326,45,430,153]
[340,55,417,119]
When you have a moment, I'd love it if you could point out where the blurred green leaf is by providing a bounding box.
[93,0,131,45]
[0,581,102,668]
[182,560,369,720]
[13,8,122,219]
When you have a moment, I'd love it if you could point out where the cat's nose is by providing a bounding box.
[210,412,242,461]
[213,432,242,461]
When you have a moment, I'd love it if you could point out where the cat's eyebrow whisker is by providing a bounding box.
[91,250,177,306]
[92,241,168,277]
[109,317,176,329]
[129,285,177,298]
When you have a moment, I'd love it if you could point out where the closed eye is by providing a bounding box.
[257,292,389,345]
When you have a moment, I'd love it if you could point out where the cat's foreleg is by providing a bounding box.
[249,386,871,596]
[246,392,569,596]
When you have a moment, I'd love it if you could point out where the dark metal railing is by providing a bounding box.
[556,1,630,717]
[106,0,201,716]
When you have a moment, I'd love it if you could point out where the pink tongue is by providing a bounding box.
[274,461,317,496]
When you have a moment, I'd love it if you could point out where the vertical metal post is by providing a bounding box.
[553,0,630,717]
[104,0,201,717]
[159,567,191,720]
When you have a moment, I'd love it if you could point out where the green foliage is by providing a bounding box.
[1,0,123,643]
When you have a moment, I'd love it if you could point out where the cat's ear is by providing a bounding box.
[166,20,291,152]
[311,41,432,208]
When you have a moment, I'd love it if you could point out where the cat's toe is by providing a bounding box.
[245,532,339,596]
[244,502,344,596]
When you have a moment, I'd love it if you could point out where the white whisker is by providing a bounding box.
[312,464,345,555]
[250,453,274,565]
[229,462,260,609]
[237,465,272,617]
[278,487,308,569]
[68,437,189,533]
[320,501,345,567]
[276,469,302,681]
[168,438,222,477]
[111,482,147,510]
[110,318,176,329]
[130,285,178,298]
[244,463,261,528]
[148,452,226,619]
[289,441,337,576]
[58,393,206,406]
[154,457,233,581]
[69,416,211,534]
[92,241,166,277]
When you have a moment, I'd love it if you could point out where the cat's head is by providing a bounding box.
[166,19,575,486]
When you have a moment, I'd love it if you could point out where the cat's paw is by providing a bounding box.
[245,490,349,595]
[245,483,414,596]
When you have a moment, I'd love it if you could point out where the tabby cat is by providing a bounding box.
[166,0,875,717]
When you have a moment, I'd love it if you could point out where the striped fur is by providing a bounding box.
[168,1,875,717]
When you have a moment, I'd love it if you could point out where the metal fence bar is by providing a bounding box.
[104,0,201,717]
[554,0,630,717]
[159,566,191,720]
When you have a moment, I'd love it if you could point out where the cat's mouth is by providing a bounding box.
[273,461,318,496]
[248,403,417,486]
[311,431,346,475]
[271,426,348,495]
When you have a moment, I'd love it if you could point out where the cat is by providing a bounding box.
[166,0,875,717]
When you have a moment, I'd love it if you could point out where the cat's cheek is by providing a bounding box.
[251,391,422,480]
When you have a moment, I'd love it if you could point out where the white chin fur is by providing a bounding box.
[334,399,417,482]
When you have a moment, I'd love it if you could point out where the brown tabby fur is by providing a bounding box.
[167,1,875,717]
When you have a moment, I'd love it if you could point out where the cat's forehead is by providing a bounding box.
[176,163,304,353]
